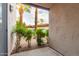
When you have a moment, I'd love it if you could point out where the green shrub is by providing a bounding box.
[36,29,46,46]
[45,29,48,37]
[12,21,27,37]
[25,29,33,41]
[24,29,33,48]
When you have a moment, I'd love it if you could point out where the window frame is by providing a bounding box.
[20,3,49,29]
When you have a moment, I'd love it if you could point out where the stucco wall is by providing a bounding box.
[8,3,16,55]
[49,4,79,56]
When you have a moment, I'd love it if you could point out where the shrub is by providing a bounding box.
[36,29,46,46]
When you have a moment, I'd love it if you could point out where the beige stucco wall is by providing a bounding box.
[49,4,79,56]
[8,3,16,55]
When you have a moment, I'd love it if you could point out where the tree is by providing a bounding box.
[16,4,31,24]
[36,29,46,46]
[12,21,27,52]
[14,4,31,50]
[24,29,33,48]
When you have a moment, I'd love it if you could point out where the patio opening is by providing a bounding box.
[11,3,49,54]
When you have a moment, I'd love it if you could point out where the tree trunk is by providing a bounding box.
[28,40,31,48]
[15,34,21,52]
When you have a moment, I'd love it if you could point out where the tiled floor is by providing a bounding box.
[12,47,62,56]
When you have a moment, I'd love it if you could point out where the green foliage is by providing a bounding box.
[14,21,33,40]
[36,29,46,38]
[45,29,48,37]
[36,29,46,46]
[11,21,27,50]
[12,20,49,47]
[24,29,33,41]
[23,28,33,48]
[32,29,36,36]
[37,38,44,46]
[13,21,27,37]
[24,4,31,13]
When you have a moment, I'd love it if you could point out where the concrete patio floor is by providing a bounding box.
[11,47,62,56]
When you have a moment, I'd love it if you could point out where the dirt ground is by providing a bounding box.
[11,37,48,54]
